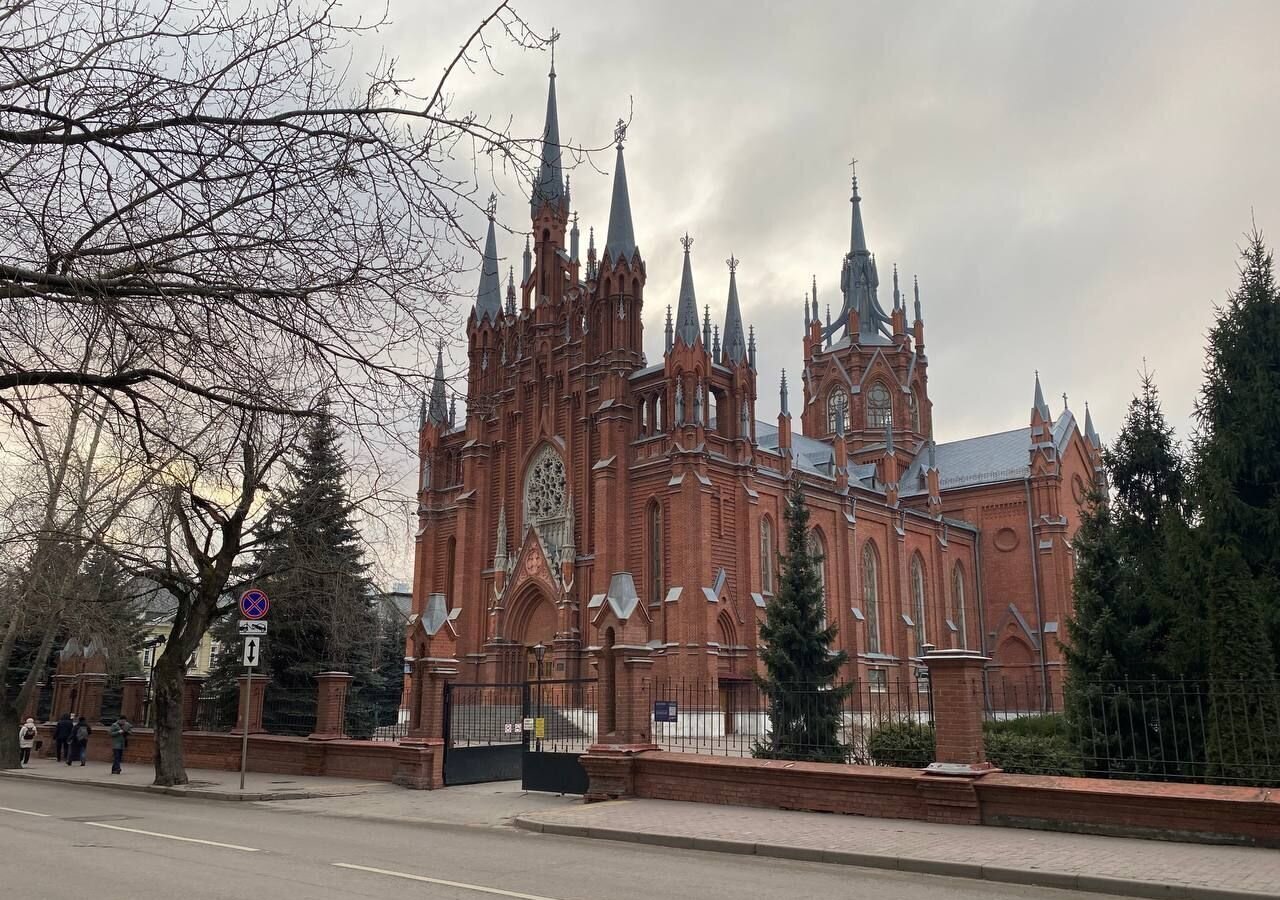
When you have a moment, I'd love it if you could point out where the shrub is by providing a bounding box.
[984,731,1083,776]
[867,721,935,768]
[984,713,1068,740]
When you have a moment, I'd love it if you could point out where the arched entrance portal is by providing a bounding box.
[508,585,557,681]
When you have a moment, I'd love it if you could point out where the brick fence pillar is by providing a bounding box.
[406,657,456,742]
[231,674,267,735]
[50,674,76,721]
[310,672,354,740]
[181,675,206,731]
[923,649,995,775]
[582,642,658,802]
[120,677,148,725]
[77,673,108,723]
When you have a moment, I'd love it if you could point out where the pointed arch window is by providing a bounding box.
[827,387,849,434]
[808,529,828,627]
[952,563,967,650]
[867,381,892,429]
[647,500,664,605]
[863,542,881,654]
[760,517,775,595]
[909,389,921,432]
[910,554,928,656]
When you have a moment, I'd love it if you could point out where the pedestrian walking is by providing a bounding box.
[18,718,37,767]
[53,712,73,762]
[108,716,131,775]
[68,716,91,766]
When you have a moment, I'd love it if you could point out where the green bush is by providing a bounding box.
[984,713,1068,740]
[867,721,935,768]
[984,731,1083,776]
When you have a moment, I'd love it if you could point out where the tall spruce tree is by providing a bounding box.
[1192,233,1280,783]
[248,409,377,732]
[1064,371,1191,776]
[755,481,851,762]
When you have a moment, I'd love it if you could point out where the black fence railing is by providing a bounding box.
[193,694,236,732]
[344,695,407,742]
[650,678,934,766]
[527,678,598,752]
[445,682,525,748]
[984,674,1280,786]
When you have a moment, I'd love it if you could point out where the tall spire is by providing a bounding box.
[475,197,502,322]
[604,121,637,262]
[913,274,922,323]
[427,344,448,426]
[522,235,532,284]
[505,266,516,316]
[779,369,790,417]
[721,254,747,365]
[1084,402,1101,448]
[893,263,901,309]
[702,304,712,349]
[849,160,868,254]
[674,234,700,347]
[804,292,811,329]
[530,62,565,216]
[664,304,674,353]
[1033,370,1051,421]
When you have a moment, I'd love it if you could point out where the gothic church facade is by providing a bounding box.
[411,68,1104,697]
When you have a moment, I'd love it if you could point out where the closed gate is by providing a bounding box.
[442,678,598,793]
[442,682,523,786]
[522,678,597,794]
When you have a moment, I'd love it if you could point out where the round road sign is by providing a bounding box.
[239,588,270,620]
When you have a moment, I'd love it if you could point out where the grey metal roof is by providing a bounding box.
[603,144,637,262]
[475,214,502,322]
[899,411,1078,495]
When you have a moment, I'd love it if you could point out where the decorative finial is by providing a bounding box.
[614,118,627,147]
[850,156,859,194]
[485,192,497,219]
[680,232,694,253]
[548,28,559,76]
[726,253,739,274]
[1062,392,1069,412]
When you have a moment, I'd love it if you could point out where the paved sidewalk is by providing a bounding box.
[515,799,1280,900]
[0,755,395,801]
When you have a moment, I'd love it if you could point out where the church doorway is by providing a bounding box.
[509,585,557,682]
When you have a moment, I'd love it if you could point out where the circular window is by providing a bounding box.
[994,527,1019,552]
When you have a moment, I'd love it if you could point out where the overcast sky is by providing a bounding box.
[380,0,1279,449]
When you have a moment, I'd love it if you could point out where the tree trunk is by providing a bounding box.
[151,650,188,786]
[0,701,21,770]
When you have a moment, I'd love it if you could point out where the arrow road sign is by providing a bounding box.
[238,620,268,636]
[239,588,270,620]
[242,636,261,667]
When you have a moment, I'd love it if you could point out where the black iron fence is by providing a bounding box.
[344,695,408,742]
[526,678,598,752]
[984,674,1280,786]
[650,678,934,766]
[444,682,525,748]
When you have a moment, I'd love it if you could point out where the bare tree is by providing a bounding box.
[0,0,567,433]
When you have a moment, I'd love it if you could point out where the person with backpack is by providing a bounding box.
[108,716,131,774]
[68,716,91,766]
[18,718,37,767]
[53,712,73,762]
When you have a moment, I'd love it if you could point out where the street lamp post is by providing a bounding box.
[532,642,547,752]
[142,635,167,727]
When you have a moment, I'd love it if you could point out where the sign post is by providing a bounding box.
[237,589,269,791]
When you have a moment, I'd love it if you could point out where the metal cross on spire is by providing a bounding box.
[614,118,628,148]
[548,28,560,74]
[726,253,739,274]
[485,192,497,219]
[680,232,694,253]
[849,156,859,190]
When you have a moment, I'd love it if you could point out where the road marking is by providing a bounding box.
[333,863,561,900]
[0,806,50,817]
[85,822,259,852]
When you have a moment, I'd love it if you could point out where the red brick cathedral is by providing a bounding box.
[411,68,1104,696]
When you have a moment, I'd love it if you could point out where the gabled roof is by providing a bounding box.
[899,412,1078,495]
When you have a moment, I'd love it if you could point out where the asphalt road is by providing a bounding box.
[1,778,1121,900]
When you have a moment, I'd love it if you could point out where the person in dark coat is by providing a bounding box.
[53,712,73,763]
[68,716,91,766]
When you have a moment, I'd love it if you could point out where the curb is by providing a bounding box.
[513,816,1277,900]
[0,768,357,802]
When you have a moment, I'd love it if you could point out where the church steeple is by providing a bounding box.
[722,255,747,366]
[530,65,565,217]
[673,234,701,348]
[427,344,449,427]
[475,198,502,323]
[603,124,637,263]
[1033,370,1052,422]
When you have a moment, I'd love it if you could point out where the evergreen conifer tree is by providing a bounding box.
[755,481,851,762]
[1192,232,1280,783]
[247,408,377,732]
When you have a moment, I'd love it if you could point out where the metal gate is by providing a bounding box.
[522,678,597,794]
[442,682,523,786]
